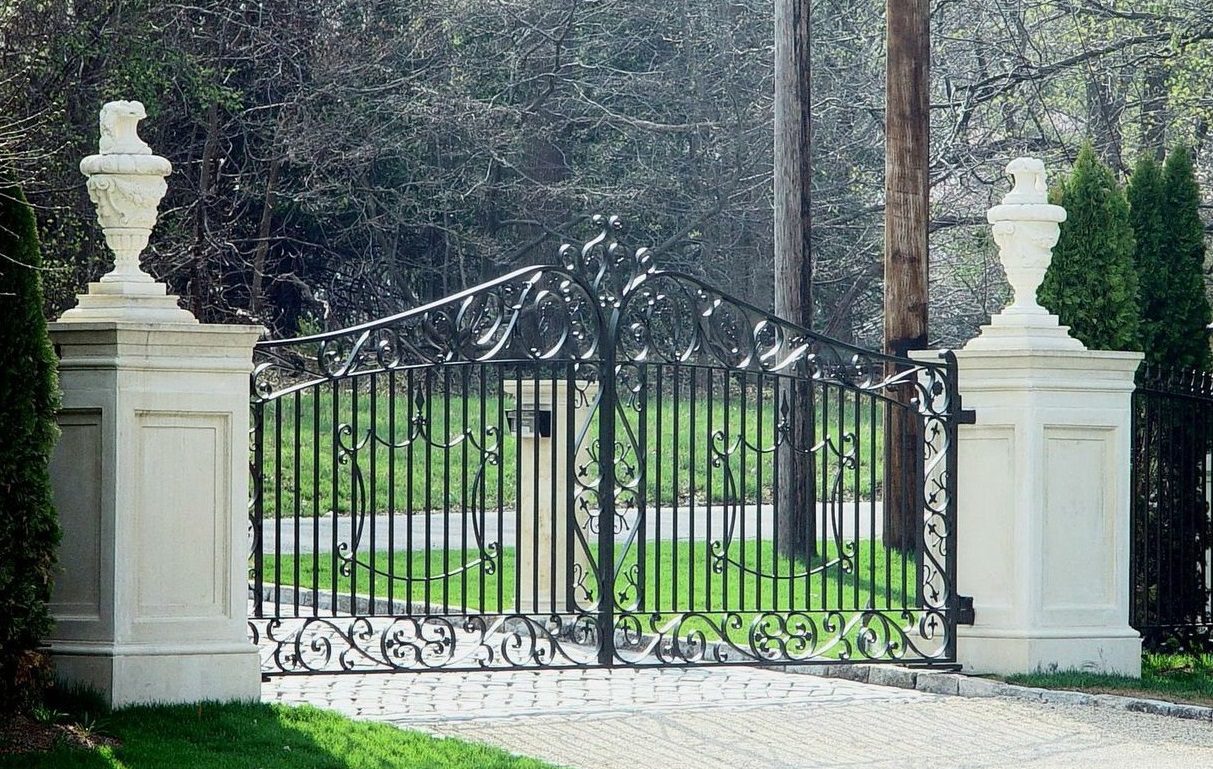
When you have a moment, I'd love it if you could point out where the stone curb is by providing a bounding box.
[786,664,1213,722]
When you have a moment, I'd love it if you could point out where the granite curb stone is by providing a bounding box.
[789,664,1213,722]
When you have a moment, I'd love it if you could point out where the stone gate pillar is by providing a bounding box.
[955,158,1143,676]
[46,101,262,706]
[503,379,598,615]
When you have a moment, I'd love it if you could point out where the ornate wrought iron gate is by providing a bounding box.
[248,217,966,674]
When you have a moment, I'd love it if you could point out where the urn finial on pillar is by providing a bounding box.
[59,100,196,323]
[968,156,1082,350]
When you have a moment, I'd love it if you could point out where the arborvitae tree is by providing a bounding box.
[1128,154,1169,363]
[1134,146,1213,646]
[1038,143,1141,351]
[0,182,60,711]
[1159,145,1212,370]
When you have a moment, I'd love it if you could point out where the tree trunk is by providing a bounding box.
[883,0,930,554]
[250,154,281,319]
[1141,63,1168,161]
[189,101,220,320]
[774,0,815,561]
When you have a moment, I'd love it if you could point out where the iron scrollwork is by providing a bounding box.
[249,215,963,674]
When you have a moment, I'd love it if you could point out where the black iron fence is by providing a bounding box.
[1131,364,1213,650]
[247,216,967,674]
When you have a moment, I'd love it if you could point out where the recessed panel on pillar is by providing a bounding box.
[134,412,230,619]
[1042,427,1115,619]
[49,410,104,623]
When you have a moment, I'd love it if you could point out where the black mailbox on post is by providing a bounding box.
[507,403,553,438]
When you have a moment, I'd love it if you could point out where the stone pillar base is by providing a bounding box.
[47,321,263,708]
[959,628,1142,677]
[52,642,261,708]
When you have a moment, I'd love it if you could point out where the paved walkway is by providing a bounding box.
[264,666,1213,768]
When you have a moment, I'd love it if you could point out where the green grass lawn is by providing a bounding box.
[263,538,920,620]
[1,701,558,769]
[1006,652,1213,707]
[255,376,885,517]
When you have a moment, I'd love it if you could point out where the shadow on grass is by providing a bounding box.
[2,700,555,769]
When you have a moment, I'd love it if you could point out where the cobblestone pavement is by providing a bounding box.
[264,666,918,723]
[265,667,1213,768]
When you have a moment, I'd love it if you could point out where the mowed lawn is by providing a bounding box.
[0,701,556,769]
[1008,652,1213,708]
[255,374,886,517]
[261,538,922,631]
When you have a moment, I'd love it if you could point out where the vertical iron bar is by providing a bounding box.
[853,389,861,611]
[837,383,846,610]
[461,366,470,616]
[388,370,397,609]
[311,386,320,617]
[330,380,340,617]
[350,379,359,610]
[293,391,302,616]
[273,397,282,614]
[756,373,765,609]
[531,370,540,615]
[443,367,451,613]
[549,369,559,616]
[870,395,877,610]
[496,368,505,614]
[739,373,747,613]
[564,363,576,616]
[772,374,781,610]
[637,364,648,614]
[722,370,730,613]
[252,400,265,619]
[406,368,416,615]
[820,382,831,610]
[479,365,487,615]
[369,374,378,610]
[424,370,433,613]
[514,368,522,616]
[705,368,713,612]
[689,368,698,611]
[655,364,664,611]
[597,315,620,667]
[946,358,961,661]
[673,365,681,614]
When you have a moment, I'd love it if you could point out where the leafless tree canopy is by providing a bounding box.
[1,0,1211,344]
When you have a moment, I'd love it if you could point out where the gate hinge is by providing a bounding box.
[957,408,977,425]
[957,595,975,625]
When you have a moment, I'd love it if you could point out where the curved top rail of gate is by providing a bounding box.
[251,214,959,420]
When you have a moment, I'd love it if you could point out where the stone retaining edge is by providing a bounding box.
[785,664,1213,722]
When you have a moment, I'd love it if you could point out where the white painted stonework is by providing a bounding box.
[47,102,262,706]
[48,324,263,706]
[956,158,1142,676]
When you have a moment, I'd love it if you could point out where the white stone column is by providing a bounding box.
[46,101,262,706]
[956,158,1142,676]
[504,380,598,615]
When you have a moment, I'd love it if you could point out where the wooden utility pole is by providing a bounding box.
[773,0,815,560]
[883,0,929,553]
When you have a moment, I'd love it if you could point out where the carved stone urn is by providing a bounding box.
[967,156,1083,351]
[59,100,196,323]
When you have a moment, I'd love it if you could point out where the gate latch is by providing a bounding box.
[957,595,975,625]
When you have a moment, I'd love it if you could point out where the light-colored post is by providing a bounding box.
[46,101,262,706]
[955,158,1142,676]
[504,380,597,615]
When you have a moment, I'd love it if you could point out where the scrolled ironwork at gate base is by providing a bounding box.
[248,215,965,675]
